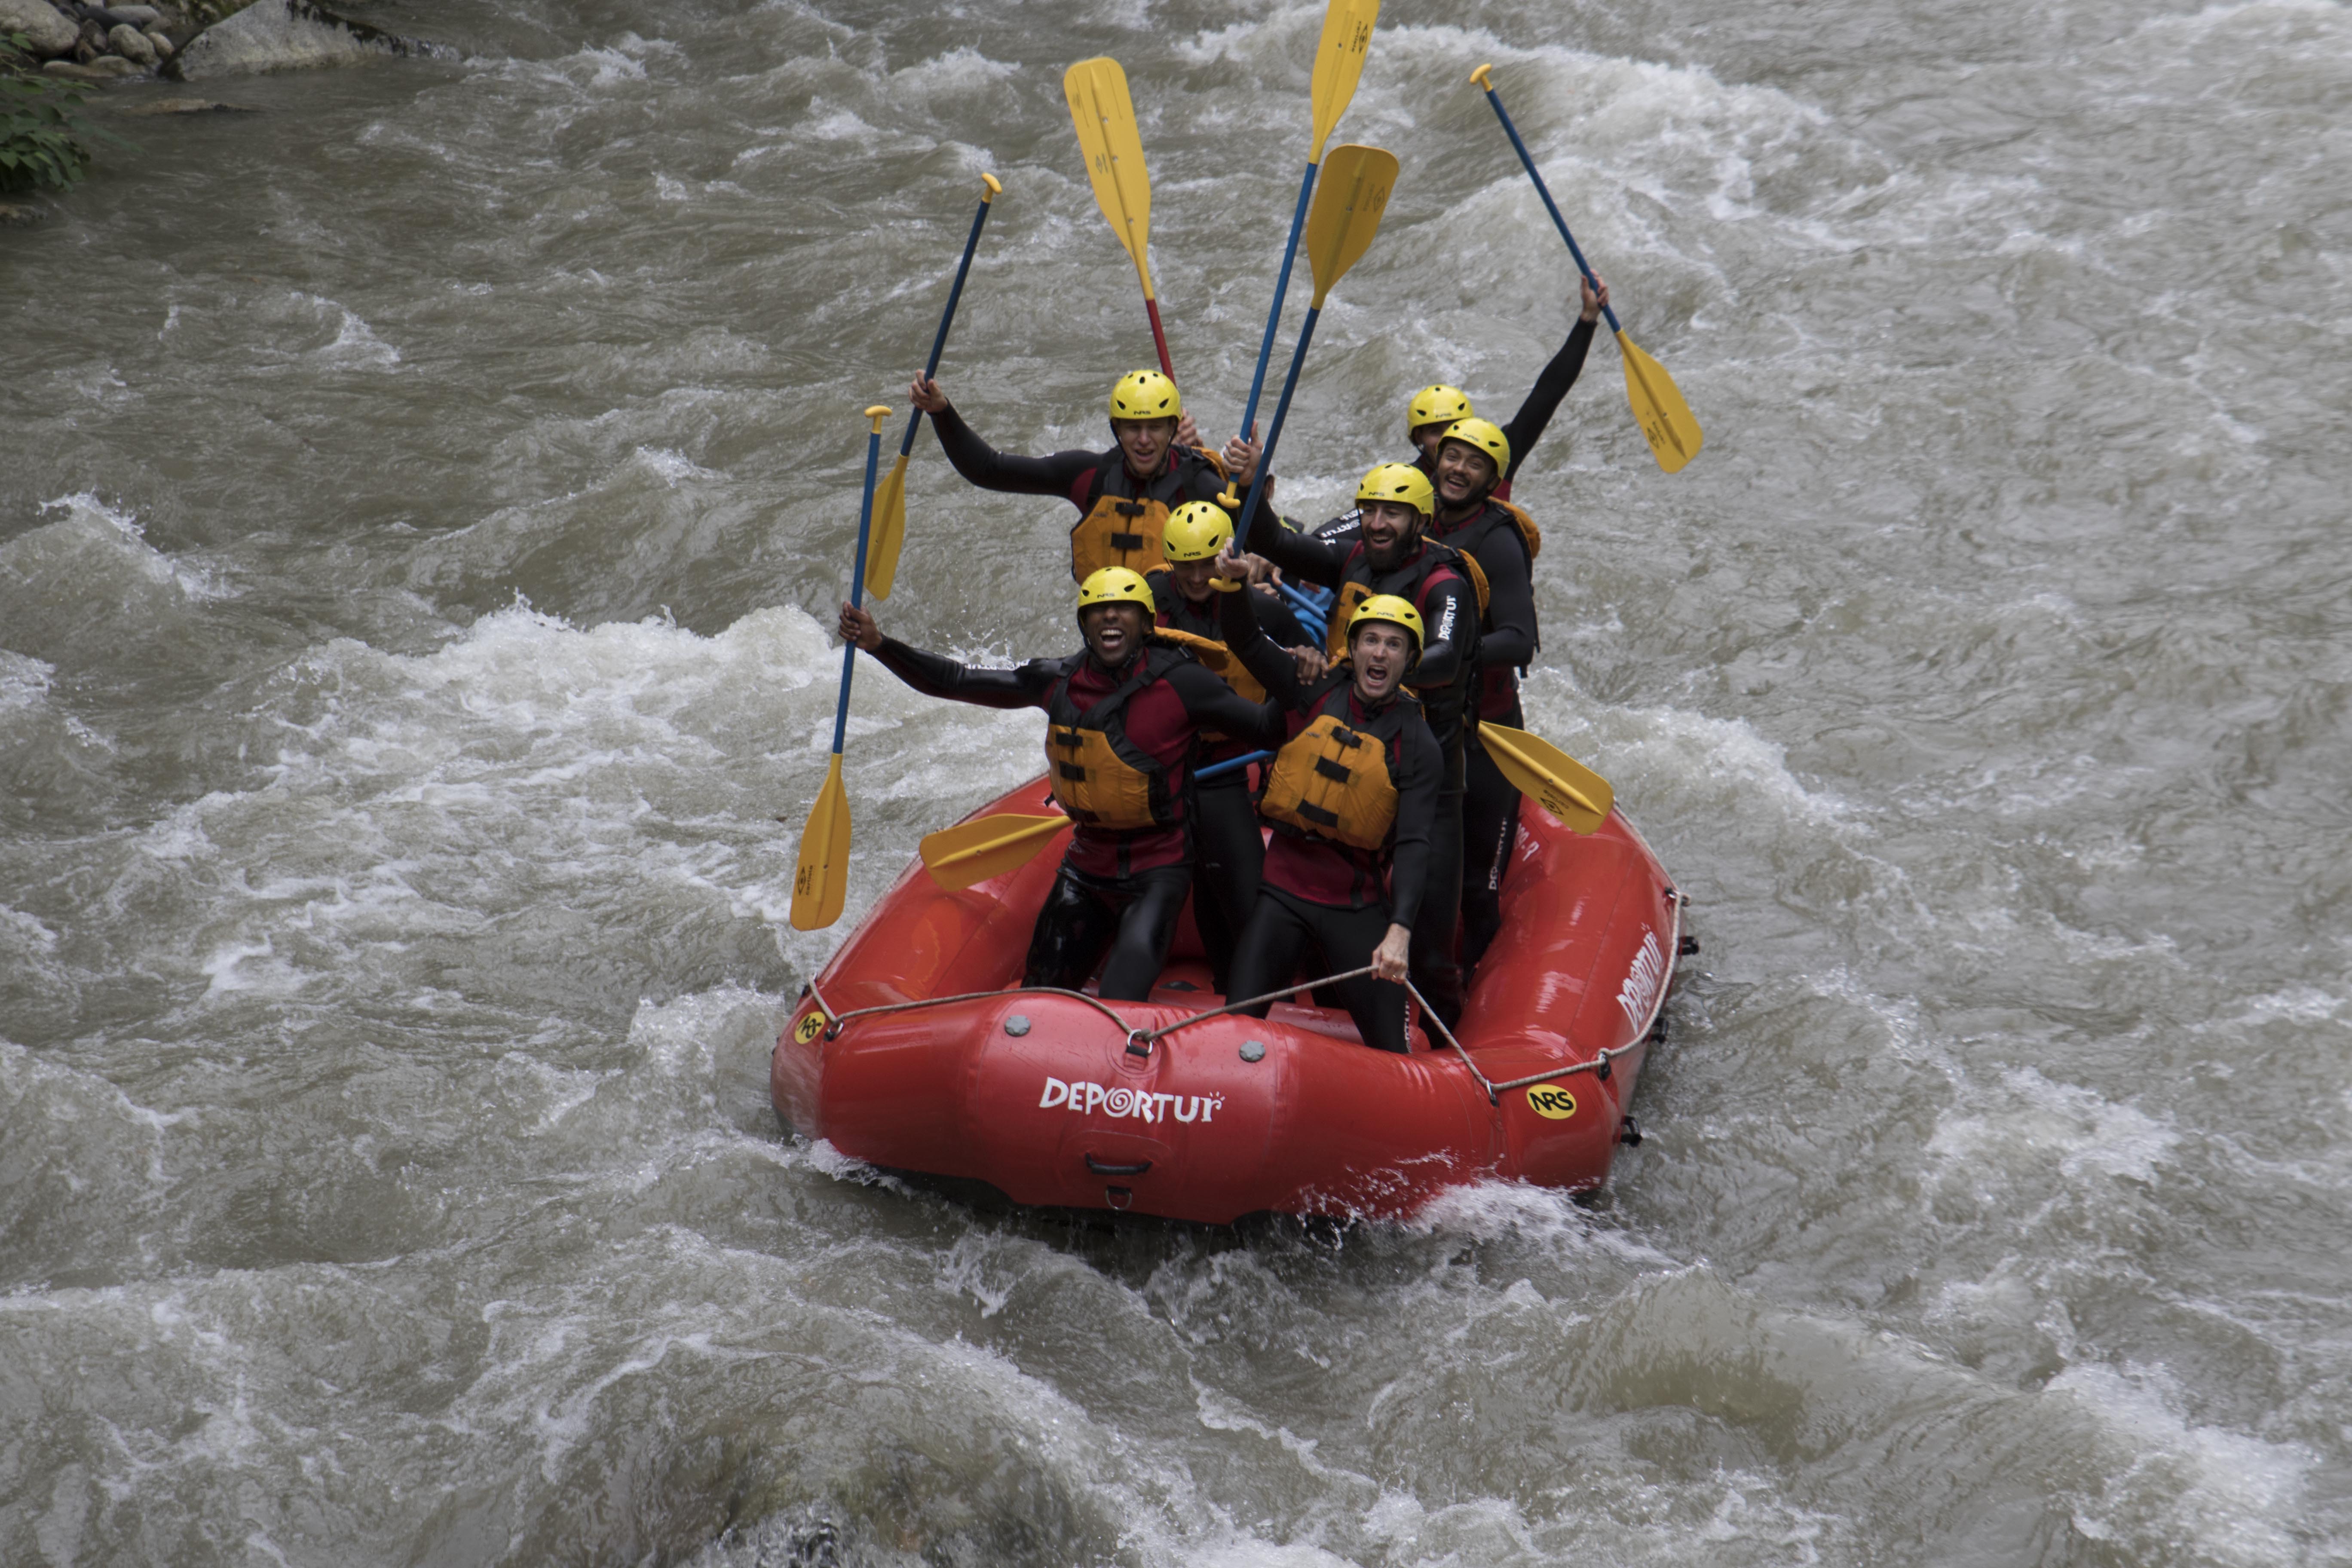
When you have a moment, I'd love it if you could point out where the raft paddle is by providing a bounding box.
[867,172,1003,601]
[1064,57,1175,377]
[789,405,894,931]
[1469,63,1703,475]
[1227,0,1380,488]
[1197,749,1273,782]
[1477,720,1614,835]
[919,812,1070,891]
[1227,142,1399,542]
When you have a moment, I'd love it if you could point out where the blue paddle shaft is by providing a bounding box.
[1478,85,1623,337]
[1197,749,1273,782]
[897,195,997,458]
[1233,303,1323,546]
[832,429,884,755]
[1238,160,1320,443]
[1277,580,1325,619]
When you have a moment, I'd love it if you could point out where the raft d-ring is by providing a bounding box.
[1124,1029,1152,1059]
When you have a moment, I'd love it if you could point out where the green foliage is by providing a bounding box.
[1,29,95,195]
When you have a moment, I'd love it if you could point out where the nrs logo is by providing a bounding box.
[1525,1085,1578,1120]
[792,1011,827,1044]
[1617,931,1666,1032]
[1039,1078,1223,1124]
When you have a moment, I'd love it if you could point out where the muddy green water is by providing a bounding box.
[3,0,2349,1562]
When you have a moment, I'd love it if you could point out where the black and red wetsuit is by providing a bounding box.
[925,401,1233,582]
[1431,499,1540,970]
[1217,587,1442,1053]
[1319,317,1598,538]
[866,636,1277,1000]
[1143,572,1308,995]
[1237,515,1479,1025]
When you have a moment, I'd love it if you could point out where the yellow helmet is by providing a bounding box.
[1439,416,1511,477]
[1161,501,1234,563]
[1355,462,1435,517]
[1407,384,1474,430]
[1109,369,1182,422]
[1347,593,1425,652]
[1078,566,1155,616]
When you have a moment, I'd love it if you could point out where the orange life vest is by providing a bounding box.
[1042,646,1191,830]
[1068,446,1232,582]
[1259,706,1403,852]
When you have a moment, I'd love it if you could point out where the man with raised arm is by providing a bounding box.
[1141,501,1311,998]
[1242,464,1480,1026]
[1211,579,1442,1054]
[908,369,1258,582]
[837,568,1278,1002]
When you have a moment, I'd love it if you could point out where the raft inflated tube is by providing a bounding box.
[773,769,1681,1223]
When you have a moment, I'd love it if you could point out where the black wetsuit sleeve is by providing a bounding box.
[1219,584,1310,709]
[1410,575,1476,693]
[1250,585,1308,649]
[1165,658,1286,747]
[870,638,1055,711]
[1315,508,1364,546]
[1471,529,1537,671]
[928,402,1100,503]
[1242,508,1350,589]
[1498,318,1597,479]
[1386,715,1441,930]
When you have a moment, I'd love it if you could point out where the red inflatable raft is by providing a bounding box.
[772,775,1681,1223]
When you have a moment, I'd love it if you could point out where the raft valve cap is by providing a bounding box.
[1004,1015,1032,1037]
[1239,1039,1266,1063]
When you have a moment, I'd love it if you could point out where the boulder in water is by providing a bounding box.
[0,0,80,58]
[106,21,157,64]
[164,0,447,80]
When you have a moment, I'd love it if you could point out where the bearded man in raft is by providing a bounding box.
[837,568,1279,1003]
[1211,574,1443,1056]
[908,369,1263,582]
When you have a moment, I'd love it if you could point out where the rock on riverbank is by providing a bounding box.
[5,0,446,84]
[167,0,447,80]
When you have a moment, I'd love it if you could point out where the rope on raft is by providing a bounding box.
[803,963,1652,1106]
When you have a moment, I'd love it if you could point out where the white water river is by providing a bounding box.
[3,0,2348,1562]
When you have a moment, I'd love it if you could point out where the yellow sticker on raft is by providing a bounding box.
[1526,1085,1578,1120]
[793,1010,827,1044]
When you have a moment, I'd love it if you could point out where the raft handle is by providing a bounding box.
[1085,1155,1153,1176]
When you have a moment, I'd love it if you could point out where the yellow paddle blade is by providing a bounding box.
[1308,0,1380,159]
[1063,57,1155,291]
[1617,330,1704,474]
[919,813,1069,891]
[864,453,910,600]
[789,754,852,930]
[1303,143,1397,305]
[1478,722,1614,835]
